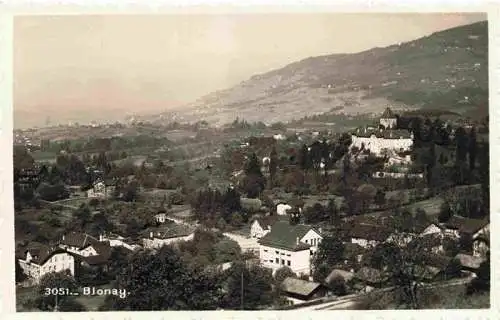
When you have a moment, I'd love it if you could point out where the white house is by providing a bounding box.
[18,244,75,283]
[59,232,100,257]
[154,213,168,224]
[276,203,292,216]
[87,181,114,199]
[142,225,196,249]
[349,224,392,249]
[419,223,444,237]
[258,221,322,276]
[99,233,139,251]
[440,216,489,239]
[250,216,278,239]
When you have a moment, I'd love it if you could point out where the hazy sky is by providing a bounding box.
[14,13,486,115]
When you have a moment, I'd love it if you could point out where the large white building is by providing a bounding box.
[18,244,76,283]
[350,107,414,156]
[142,224,196,249]
[257,221,323,277]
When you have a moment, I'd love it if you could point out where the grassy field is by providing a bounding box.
[51,197,90,209]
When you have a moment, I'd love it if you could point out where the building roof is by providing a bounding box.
[352,128,412,139]
[281,277,323,297]
[61,232,99,249]
[146,224,196,239]
[348,224,392,242]
[381,107,396,119]
[258,221,317,251]
[420,253,453,270]
[455,253,484,270]
[24,243,69,266]
[354,267,388,284]
[254,216,279,229]
[442,216,489,235]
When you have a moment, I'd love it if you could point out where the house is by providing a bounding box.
[414,254,455,282]
[348,224,392,248]
[280,277,328,305]
[78,242,112,271]
[342,243,366,267]
[86,180,114,199]
[250,216,278,239]
[154,213,168,224]
[472,234,489,258]
[419,223,444,237]
[440,216,489,239]
[18,243,76,283]
[276,203,292,216]
[99,233,140,252]
[59,232,101,257]
[258,221,323,276]
[409,233,447,255]
[142,224,196,249]
[353,267,388,292]
[455,253,485,275]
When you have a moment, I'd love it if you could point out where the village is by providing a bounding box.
[13,105,490,311]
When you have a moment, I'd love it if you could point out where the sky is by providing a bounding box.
[14,13,486,126]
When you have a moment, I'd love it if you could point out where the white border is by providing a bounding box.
[1,2,498,320]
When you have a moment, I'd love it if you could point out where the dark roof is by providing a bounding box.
[258,221,317,251]
[348,224,392,242]
[442,216,489,234]
[254,216,279,229]
[381,107,396,119]
[61,232,99,249]
[354,267,388,284]
[281,277,322,297]
[24,243,69,266]
[420,253,453,270]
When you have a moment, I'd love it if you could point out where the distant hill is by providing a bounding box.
[155,21,488,126]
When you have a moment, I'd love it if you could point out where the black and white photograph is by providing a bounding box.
[7,10,492,313]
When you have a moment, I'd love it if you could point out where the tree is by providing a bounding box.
[468,127,477,171]
[101,246,223,310]
[374,189,386,208]
[458,233,474,253]
[298,144,311,171]
[243,153,266,198]
[438,201,453,223]
[313,236,345,270]
[122,180,139,202]
[213,239,242,264]
[15,259,27,283]
[467,253,490,294]
[326,199,340,226]
[222,261,274,310]
[269,146,279,186]
[274,266,296,286]
[26,271,85,311]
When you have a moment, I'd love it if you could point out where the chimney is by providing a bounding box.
[319,228,323,234]
[296,237,299,245]
[99,234,103,242]
[150,232,153,238]
[62,235,65,241]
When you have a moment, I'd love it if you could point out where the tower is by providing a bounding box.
[380,107,397,129]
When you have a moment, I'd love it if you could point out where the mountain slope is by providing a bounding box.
[159,21,488,125]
